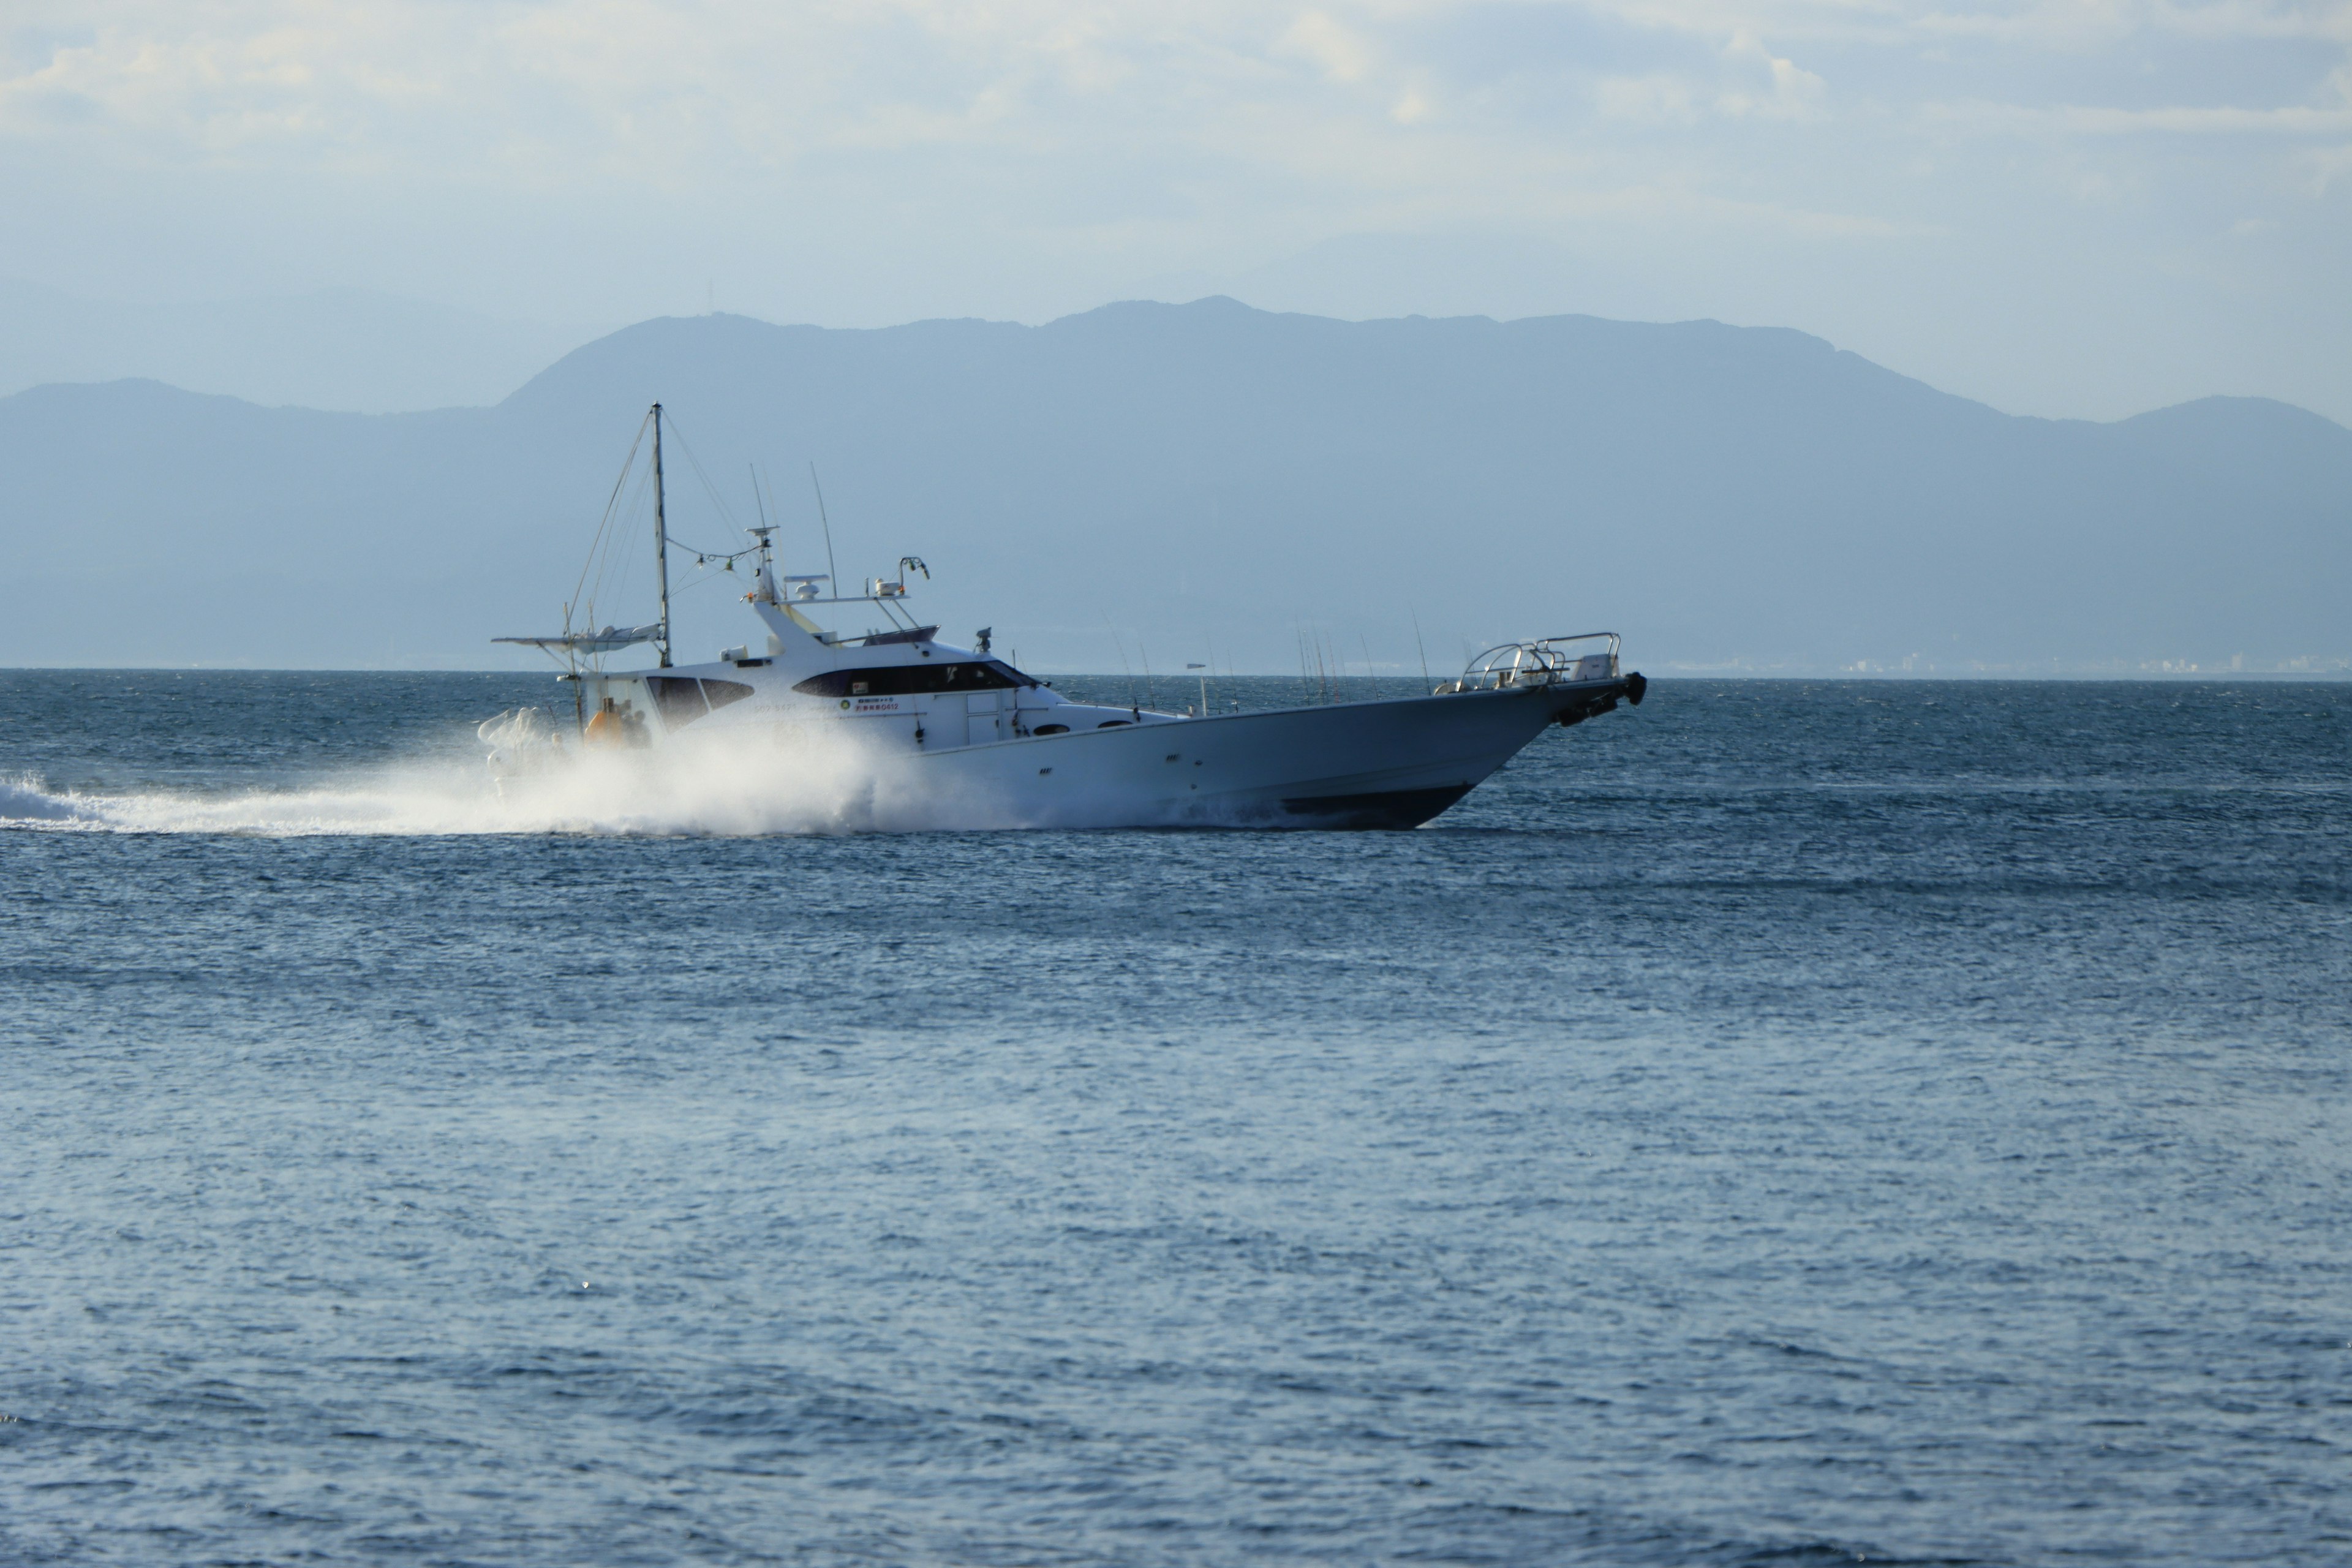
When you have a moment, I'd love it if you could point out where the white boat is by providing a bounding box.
[486,404,1646,830]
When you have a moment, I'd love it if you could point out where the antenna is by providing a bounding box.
[1104,617,1137,708]
[1412,609,1431,690]
[809,464,839,609]
[652,402,671,668]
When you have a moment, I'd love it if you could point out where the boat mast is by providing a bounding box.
[651,402,672,668]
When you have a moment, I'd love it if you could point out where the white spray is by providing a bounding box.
[0,720,1020,838]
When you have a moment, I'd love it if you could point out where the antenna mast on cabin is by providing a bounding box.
[651,402,673,668]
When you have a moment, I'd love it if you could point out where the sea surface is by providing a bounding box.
[3,672,2348,1567]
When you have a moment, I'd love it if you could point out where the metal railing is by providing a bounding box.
[1434,632,1621,694]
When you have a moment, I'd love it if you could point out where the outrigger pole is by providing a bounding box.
[651,402,673,668]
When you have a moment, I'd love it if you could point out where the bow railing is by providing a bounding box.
[1434,633,1621,694]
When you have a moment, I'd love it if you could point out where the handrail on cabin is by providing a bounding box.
[1434,632,1622,695]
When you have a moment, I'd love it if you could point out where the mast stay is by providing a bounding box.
[652,402,672,668]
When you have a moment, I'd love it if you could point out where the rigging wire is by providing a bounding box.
[810,466,839,598]
[538,406,854,671]
[581,460,656,643]
[657,412,745,545]
[1104,616,1138,709]
[568,409,654,634]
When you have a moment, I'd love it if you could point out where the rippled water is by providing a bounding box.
[4,672,2348,1566]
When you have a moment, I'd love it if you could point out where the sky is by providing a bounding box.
[2,1,2349,423]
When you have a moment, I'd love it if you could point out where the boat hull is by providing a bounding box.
[877,679,1628,830]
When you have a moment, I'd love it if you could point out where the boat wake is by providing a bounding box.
[0,729,1017,838]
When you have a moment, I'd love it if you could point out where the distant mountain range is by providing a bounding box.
[2,298,2346,673]
[0,281,584,414]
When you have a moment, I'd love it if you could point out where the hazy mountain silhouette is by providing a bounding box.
[2,298,2346,673]
[0,281,584,414]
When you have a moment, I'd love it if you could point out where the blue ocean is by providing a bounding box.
[3,672,2346,1566]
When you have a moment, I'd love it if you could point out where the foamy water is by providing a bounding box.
[0,728,1008,837]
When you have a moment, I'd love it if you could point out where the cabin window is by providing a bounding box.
[793,660,1038,698]
[703,679,753,712]
[1033,723,1069,735]
[647,676,710,728]
[1097,720,1129,728]
[648,676,752,729]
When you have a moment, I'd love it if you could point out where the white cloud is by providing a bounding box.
[0,3,2337,172]
[1280,10,1376,83]
[2300,140,2352,189]
[1716,28,1826,118]
[1595,72,1706,123]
